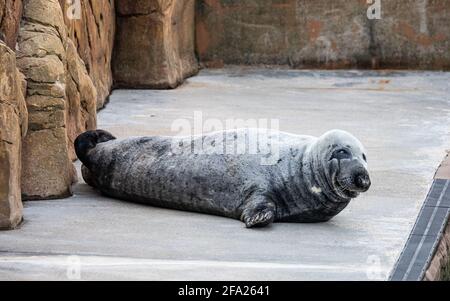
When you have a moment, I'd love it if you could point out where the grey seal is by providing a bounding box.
[75,129,371,228]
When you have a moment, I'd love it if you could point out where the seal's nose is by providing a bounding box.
[354,172,371,192]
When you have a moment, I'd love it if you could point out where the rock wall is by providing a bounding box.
[0,41,28,229]
[425,215,450,280]
[59,0,115,109]
[196,0,450,70]
[64,39,97,160]
[373,0,450,70]
[113,0,198,88]
[17,0,96,200]
[0,0,23,49]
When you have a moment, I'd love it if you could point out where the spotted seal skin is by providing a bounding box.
[75,129,371,228]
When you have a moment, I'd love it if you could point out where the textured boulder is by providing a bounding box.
[17,0,96,200]
[59,0,115,109]
[0,41,28,229]
[113,0,198,88]
[0,0,23,49]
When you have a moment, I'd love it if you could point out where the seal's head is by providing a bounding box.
[312,130,371,199]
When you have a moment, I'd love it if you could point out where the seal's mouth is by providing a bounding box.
[334,177,360,199]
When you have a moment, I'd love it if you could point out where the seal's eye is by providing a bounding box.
[362,154,367,162]
[332,149,351,160]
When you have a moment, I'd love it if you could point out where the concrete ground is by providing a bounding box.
[1,68,449,280]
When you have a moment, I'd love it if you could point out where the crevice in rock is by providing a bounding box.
[0,139,13,145]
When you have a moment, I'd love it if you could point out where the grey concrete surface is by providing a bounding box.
[1,68,450,280]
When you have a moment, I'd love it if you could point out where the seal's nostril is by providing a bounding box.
[355,173,371,191]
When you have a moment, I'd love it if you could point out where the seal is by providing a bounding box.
[75,129,371,228]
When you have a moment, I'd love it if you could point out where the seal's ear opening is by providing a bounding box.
[74,130,116,167]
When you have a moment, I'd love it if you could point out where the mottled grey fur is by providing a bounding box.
[75,129,371,228]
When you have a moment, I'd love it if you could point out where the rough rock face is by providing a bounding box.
[0,0,23,49]
[196,0,372,68]
[17,0,96,200]
[425,220,450,281]
[0,41,28,229]
[113,0,198,88]
[65,39,97,161]
[373,0,450,70]
[59,0,115,109]
[196,0,450,70]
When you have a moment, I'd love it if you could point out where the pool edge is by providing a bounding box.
[389,152,450,281]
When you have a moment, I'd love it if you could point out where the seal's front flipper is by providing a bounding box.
[241,196,276,228]
[243,209,275,228]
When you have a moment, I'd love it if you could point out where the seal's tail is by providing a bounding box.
[74,129,116,167]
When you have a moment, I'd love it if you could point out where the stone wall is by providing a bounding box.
[59,0,115,109]
[17,0,97,199]
[0,41,28,229]
[0,0,23,49]
[425,215,450,280]
[0,0,27,229]
[196,0,450,70]
[1,0,106,207]
[113,0,198,88]
[373,0,450,70]
[1,0,199,211]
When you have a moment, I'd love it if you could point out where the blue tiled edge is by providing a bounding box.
[389,179,450,281]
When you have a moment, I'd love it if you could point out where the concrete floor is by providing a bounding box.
[1,68,450,280]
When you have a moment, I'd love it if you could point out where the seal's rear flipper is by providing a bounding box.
[74,130,116,167]
[81,164,98,188]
